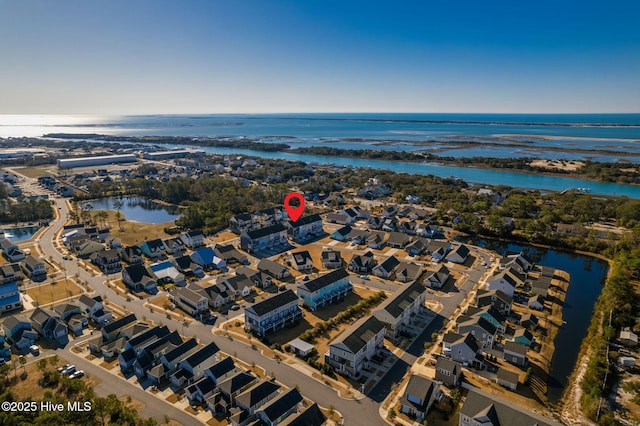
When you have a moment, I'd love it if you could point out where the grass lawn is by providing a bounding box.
[26,279,83,305]
[93,210,172,246]
[13,166,50,179]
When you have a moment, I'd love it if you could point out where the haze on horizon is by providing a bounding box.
[1,0,639,115]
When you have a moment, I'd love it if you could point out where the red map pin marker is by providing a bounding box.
[284,192,305,222]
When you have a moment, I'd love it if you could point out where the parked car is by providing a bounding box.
[359,275,368,279]
[69,370,84,379]
[29,345,40,355]
[57,363,72,373]
[230,304,241,311]
[278,286,287,292]
[302,275,309,281]
[61,365,76,375]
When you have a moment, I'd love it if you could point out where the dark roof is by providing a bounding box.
[333,225,352,236]
[402,375,437,411]
[298,268,349,293]
[443,332,480,353]
[218,371,256,396]
[206,357,236,380]
[458,316,497,336]
[187,377,216,395]
[259,388,303,422]
[102,313,137,334]
[280,402,326,426]
[375,280,424,319]
[235,380,281,409]
[436,356,461,373]
[376,255,400,272]
[288,214,322,228]
[142,239,165,250]
[163,338,198,363]
[246,223,286,239]
[349,251,376,268]
[123,263,153,283]
[257,259,289,276]
[182,341,220,368]
[476,289,513,305]
[290,251,312,266]
[451,244,470,258]
[246,290,298,317]
[460,388,561,425]
[331,316,385,354]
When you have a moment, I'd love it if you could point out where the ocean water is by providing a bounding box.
[2,113,640,163]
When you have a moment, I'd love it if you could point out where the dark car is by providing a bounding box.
[230,304,240,311]
[278,286,287,292]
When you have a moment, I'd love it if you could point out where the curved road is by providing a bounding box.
[39,197,388,426]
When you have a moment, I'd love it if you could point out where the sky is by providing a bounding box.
[1,0,639,114]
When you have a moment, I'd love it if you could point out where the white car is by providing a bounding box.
[61,365,76,375]
[29,345,40,355]
[69,370,85,379]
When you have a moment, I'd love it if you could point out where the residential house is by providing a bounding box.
[76,240,105,259]
[387,231,410,249]
[400,375,441,421]
[297,268,352,311]
[348,251,377,273]
[0,282,22,313]
[288,251,314,272]
[181,230,205,248]
[465,306,507,334]
[20,255,47,281]
[382,205,398,217]
[53,303,87,335]
[258,259,291,280]
[163,237,186,256]
[214,244,249,265]
[366,231,387,249]
[373,281,426,339]
[198,282,233,308]
[172,341,220,387]
[398,220,418,235]
[528,295,545,311]
[244,290,302,337]
[508,327,535,347]
[119,326,175,372]
[447,244,470,264]
[457,316,496,348]
[279,402,326,426]
[372,255,400,279]
[442,332,483,368]
[173,255,204,277]
[326,213,352,225]
[367,216,383,230]
[191,247,226,271]
[501,252,535,273]
[425,265,450,289]
[140,239,166,259]
[235,380,281,416]
[476,289,512,316]
[230,213,254,235]
[1,315,38,350]
[503,341,528,367]
[459,388,562,426]
[425,241,451,262]
[620,328,639,348]
[321,249,342,269]
[1,238,25,262]
[204,357,238,385]
[101,313,137,342]
[286,214,323,241]
[235,266,270,288]
[159,338,200,379]
[78,294,113,325]
[518,312,539,331]
[30,308,68,342]
[121,246,143,264]
[381,217,398,232]
[256,388,303,426]
[395,262,422,283]
[435,357,463,387]
[185,377,217,404]
[486,267,526,298]
[122,263,157,292]
[348,229,369,245]
[330,225,352,242]
[150,261,186,286]
[172,286,209,316]
[240,224,288,253]
[326,316,386,378]
[531,276,552,297]
[221,274,254,299]
[405,237,429,256]
[0,263,23,284]
[496,368,519,391]
[91,249,122,275]
[416,223,438,238]
[218,371,257,401]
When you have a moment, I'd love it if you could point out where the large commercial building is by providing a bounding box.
[57,154,138,168]
[142,149,205,160]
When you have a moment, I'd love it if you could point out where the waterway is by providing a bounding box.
[1,225,40,242]
[81,197,181,224]
[466,238,608,402]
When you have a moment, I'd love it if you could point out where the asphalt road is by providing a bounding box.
[39,197,388,426]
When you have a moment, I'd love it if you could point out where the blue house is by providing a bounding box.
[139,239,166,258]
[0,282,22,313]
[191,247,226,271]
[297,268,352,311]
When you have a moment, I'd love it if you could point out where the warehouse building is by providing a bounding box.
[57,154,138,168]
[142,149,205,160]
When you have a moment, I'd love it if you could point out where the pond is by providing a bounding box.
[465,238,608,402]
[1,225,40,242]
[82,197,181,224]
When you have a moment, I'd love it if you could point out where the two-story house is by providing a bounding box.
[457,316,497,349]
[297,268,352,311]
[122,263,157,292]
[285,214,323,241]
[372,255,400,279]
[476,289,512,316]
[400,375,441,421]
[181,230,205,249]
[240,224,288,253]
[320,249,342,269]
[288,251,314,272]
[435,356,463,387]
[326,315,386,378]
[348,251,377,273]
[486,267,526,298]
[78,294,113,325]
[373,280,426,339]
[172,286,209,316]
[20,255,47,281]
[91,248,122,275]
[0,282,22,313]
[257,259,291,280]
[244,290,302,337]
[139,239,166,259]
[442,332,484,369]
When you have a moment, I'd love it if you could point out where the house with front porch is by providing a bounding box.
[1,315,38,350]
[326,315,386,378]
[191,247,226,271]
[91,249,122,275]
[0,263,23,285]
[457,316,496,349]
[220,274,253,299]
[140,239,166,259]
[172,286,209,316]
[30,308,68,343]
[257,259,291,280]
[442,332,484,368]
[372,255,399,279]
[180,230,205,249]
[122,263,157,292]
[244,290,302,337]
[20,255,47,281]
[297,268,352,311]
[0,282,22,313]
